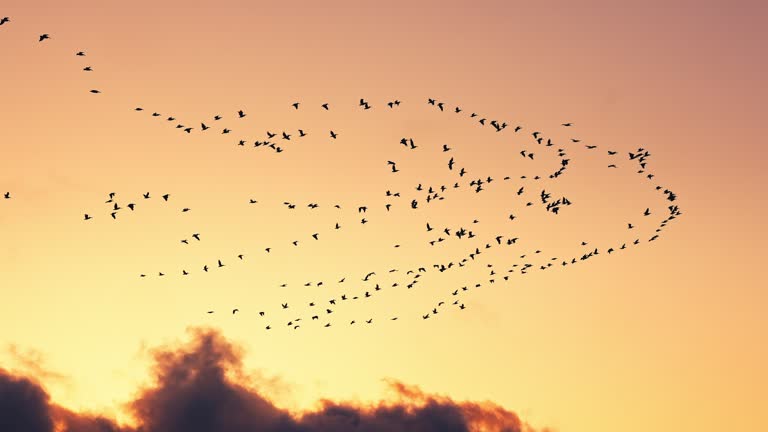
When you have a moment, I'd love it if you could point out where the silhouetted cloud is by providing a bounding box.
[0,328,548,432]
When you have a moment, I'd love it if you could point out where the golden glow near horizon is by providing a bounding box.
[1,1,766,431]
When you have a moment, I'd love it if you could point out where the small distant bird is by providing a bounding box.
[330,131,338,139]
[162,194,170,201]
[90,89,100,94]
[0,17,10,26]
[562,122,573,126]
[83,66,92,71]
[292,102,300,109]
[232,309,239,314]
[39,34,50,42]
[322,103,329,110]
[84,214,92,220]
[76,51,85,56]
[3,192,9,199]
[238,110,246,118]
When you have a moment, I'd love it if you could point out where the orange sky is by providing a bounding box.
[0,1,766,431]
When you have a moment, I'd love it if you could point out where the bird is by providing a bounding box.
[84,214,92,220]
[330,131,338,139]
[238,110,246,118]
[3,192,9,199]
[162,194,170,201]
[0,17,10,26]
[89,90,101,94]
[232,309,239,314]
[83,66,92,71]
[292,102,300,109]
[192,233,201,241]
[39,34,50,42]
[322,103,329,110]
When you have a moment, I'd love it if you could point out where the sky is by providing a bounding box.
[0,1,766,431]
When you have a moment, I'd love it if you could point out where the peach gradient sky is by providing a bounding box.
[0,1,766,431]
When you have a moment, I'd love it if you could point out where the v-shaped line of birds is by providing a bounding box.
[1,18,683,331]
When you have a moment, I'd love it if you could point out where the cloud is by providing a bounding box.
[0,328,549,432]
[5,344,71,386]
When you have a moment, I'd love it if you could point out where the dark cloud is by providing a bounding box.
[0,328,548,432]
[0,369,54,432]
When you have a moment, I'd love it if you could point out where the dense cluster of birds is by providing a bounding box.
[1,17,683,332]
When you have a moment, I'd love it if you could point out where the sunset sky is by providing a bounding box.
[1,1,766,431]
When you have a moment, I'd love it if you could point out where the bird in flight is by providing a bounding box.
[39,34,50,42]
[3,192,9,199]
[0,17,10,26]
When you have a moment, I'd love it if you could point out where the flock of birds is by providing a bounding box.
[1,17,683,332]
